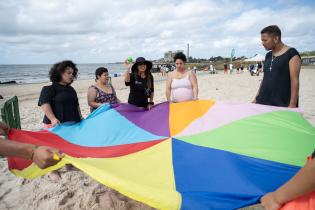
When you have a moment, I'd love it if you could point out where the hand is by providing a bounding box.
[147,104,153,110]
[124,59,132,70]
[32,146,64,169]
[260,192,283,210]
[0,122,9,136]
[252,99,256,103]
[51,118,60,127]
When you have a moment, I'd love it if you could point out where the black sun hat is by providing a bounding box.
[131,57,153,73]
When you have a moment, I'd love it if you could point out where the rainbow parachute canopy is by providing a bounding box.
[8,100,315,210]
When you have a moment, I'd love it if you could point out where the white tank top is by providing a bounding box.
[171,73,194,102]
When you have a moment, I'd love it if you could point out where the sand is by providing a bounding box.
[0,69,314,210]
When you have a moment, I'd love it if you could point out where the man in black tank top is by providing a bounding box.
[253,25,301,108]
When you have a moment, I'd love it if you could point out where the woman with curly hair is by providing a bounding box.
[38,60,82,181]
[38,60,82,130]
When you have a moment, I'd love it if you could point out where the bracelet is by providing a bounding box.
[30,145,39,161]
[148,102,154,105]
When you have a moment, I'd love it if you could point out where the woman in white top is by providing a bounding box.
[166,52,198,102]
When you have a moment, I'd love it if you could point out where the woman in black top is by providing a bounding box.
[124,57,154,109]
[38,60,81,181]
[38,60,82,128]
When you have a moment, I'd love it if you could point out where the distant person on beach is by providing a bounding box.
[249,63,255,74]
[253,25,301,107]
[124,57,154,110]
[255,63,259,72]
[166,52,198,102]
[162,66,167,77]
[229,63,233,74]
[236,63,240,74]
[211,64,217,74]
[87,67,120,113]
[193,66,197,74]
[224,63,228,74]
[38,60,82,181]
[0,122,62,169]
[157,65,161,76]
[209,63,216,74]
[257,62,263,74]
[260,149,315,210]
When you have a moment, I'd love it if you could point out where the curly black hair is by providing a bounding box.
[49,60,78,83]
[173,52,187,62]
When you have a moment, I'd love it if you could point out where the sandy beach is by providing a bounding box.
[0,69,314,210]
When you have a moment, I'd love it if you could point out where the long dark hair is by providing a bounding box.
[134,65,153,89]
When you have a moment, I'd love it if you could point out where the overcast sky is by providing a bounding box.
[0,0,315,64]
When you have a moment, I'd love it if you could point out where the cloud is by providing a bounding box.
[216,5,315,56]
[0,0,314,64]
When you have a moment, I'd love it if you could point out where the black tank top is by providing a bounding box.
[256,48,300,107]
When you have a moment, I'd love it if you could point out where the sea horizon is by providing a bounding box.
[0,63,127,84]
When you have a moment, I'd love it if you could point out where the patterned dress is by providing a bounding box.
[90,85,118,112]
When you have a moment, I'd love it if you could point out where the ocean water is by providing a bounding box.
[0,63,126,84]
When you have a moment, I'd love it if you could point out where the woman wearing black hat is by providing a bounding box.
[124,57,154,109]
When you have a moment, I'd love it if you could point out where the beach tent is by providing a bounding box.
[7,100,315,210]
[244,54,265,62]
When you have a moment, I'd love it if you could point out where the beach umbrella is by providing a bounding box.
[7,100,315,210]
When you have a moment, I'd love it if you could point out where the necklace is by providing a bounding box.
[269,44,286,72]
[269,56,275,72]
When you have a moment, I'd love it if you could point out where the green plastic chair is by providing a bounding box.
[0,96,21,129]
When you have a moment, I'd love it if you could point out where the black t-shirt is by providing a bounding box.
[256,48,300,107]
[38,83,81,124]
[125,73,154,108]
